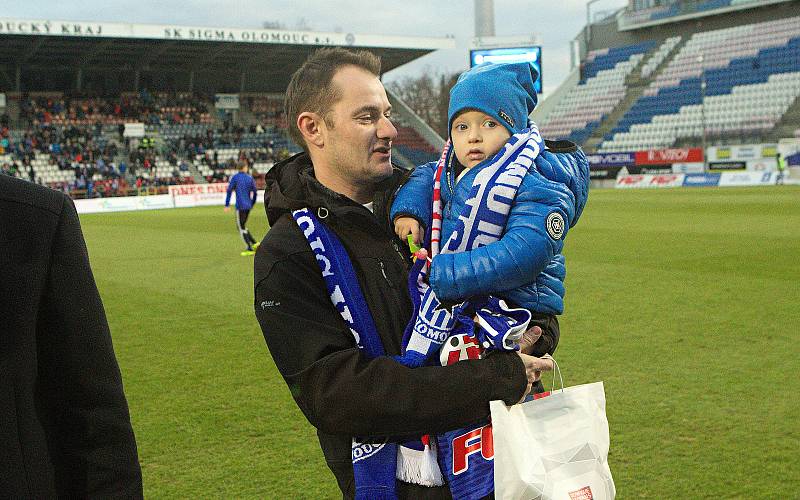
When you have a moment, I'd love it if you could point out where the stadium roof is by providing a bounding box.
[0,18,455,93]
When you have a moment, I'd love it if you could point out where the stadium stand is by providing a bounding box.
[1,89,434,197]
[0,19,449,198]
[539,41,656,145]
[0,91,308,196]
[393,122,440,166]
[533,0,800,163]
[619,0,780,29]
[599,16,800,152]
[641,36,682,78]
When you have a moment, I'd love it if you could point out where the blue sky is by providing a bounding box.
[3,0,628,95]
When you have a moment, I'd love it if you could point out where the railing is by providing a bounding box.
[618,0,793,30]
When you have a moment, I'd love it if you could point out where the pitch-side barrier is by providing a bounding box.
[74,183,265,214]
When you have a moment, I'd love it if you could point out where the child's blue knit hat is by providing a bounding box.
[448,62,539,136]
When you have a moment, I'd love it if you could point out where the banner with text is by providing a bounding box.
[589,166,624,180]
[214,94,240,110]
[617,172,778,188]
[671,162,705,173]
[0,18,453,50]
[616,166,673,175]
[635,148,703,165]
[718,171,776,187]
[587,152,635,168]
[615,174,685,189]
[169,183,229,207]
[168,183,266,207]
[707,144,778,162]
[682,173,721,187]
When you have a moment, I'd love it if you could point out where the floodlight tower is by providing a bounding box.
[470,0,542,94]
[475,0,495,37]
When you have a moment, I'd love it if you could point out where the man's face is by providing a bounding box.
[450,110,511,169]
[318,66,397,187]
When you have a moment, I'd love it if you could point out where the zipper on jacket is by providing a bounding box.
[378,259,395,288]
[390,240,407,266]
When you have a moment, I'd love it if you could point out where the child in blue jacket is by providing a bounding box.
[391,62,589,356]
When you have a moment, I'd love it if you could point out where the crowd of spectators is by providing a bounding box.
[0,119,130,197]
[3,92,298,197]
[19,91,214,127]
[246,95,287,129]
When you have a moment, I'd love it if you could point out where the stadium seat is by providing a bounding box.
[540,41,657,144]
[599,16,800,152]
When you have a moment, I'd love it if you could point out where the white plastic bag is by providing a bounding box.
[490,374,615,500]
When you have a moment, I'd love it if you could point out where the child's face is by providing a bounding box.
[450,110,511,169]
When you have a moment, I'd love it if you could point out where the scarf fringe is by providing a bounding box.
[396,443,445,487]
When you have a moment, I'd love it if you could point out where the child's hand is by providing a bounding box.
[395,216,422,246]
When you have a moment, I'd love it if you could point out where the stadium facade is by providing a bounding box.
[0,18,453,93]
[0,19,451,195]
[2,4,798,198]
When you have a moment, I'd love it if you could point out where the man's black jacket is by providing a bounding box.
[0,175,142,497]
[254,153,560,498]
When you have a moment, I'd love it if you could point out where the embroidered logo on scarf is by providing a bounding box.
[353,440,389,463]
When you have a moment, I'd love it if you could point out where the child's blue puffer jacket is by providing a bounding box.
[391,140,589,315]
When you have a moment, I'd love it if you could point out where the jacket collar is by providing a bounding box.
[264,152,406,234]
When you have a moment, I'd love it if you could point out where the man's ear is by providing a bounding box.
[297,112,325,148]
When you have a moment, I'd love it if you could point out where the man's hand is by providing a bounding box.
[518,325,543,355]
[224,206,231,212]
[395,216,422,246]
[516,352,554,402]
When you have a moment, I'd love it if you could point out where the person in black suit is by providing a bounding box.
[0,175,142,497]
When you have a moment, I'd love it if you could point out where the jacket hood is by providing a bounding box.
[263,152,352,226]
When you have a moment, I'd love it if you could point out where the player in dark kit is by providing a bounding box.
[224,163,259,255]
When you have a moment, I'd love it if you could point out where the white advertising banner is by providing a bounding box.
[74,194,173,214]
[746,158,778,171]
[615,174,685,189]
[73,184,267,214]
[169,183,229,208]
[718,171,776,187]
[123,122,146,138]
[0,19,453,50]
[214,94,240,110]
[671,162,705,173]
[707,144,779,162]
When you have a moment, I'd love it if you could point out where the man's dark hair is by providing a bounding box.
[285,47,382,150]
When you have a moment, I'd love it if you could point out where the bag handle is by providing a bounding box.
[542,354,564,394]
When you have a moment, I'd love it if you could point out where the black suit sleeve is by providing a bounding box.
[35,196,143,498]
[254,249,527,441]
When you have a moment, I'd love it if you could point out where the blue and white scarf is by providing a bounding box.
[292,208,398,500]
[293,124,545,499]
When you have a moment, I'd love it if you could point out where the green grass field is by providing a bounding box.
[80,186,800,498]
